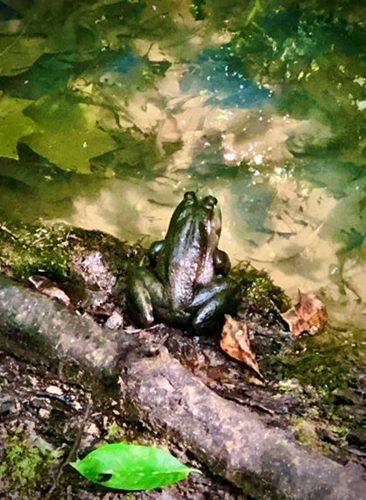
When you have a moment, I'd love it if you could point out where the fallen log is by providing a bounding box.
[0,274,125,379]
[0,275,365,498]
[120,347,365,499]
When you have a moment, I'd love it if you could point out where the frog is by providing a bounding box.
[126,191,238,334]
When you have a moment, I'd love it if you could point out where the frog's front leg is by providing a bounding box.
[148,240,165,266]
[190,278,238,334]
[214,249,231,276]
[126,268,165,327]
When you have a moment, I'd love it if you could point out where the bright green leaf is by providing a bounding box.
[0,34,45,76]
[23,95,117,173]
[70,443,197,491]
[0,95,36,159]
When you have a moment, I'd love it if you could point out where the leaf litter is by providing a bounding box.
[281,290,328,336]
[220,314,262,377]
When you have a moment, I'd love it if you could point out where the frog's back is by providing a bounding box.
[165,216,215,310]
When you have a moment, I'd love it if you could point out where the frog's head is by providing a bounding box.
[166,191,222,250]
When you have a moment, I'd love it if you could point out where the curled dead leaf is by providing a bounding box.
[220,315,261,377]
[281,290,328,337]
[29,275,71,307]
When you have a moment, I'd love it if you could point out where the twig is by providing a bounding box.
[0,223,19,240]
[0,15,33,59]
[45,397,92,499]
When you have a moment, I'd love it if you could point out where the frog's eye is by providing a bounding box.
[184,191,196,202]
[203,195,218,209]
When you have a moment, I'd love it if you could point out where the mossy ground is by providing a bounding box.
[0,220,365,470]
[0,426,57,493]
[0,220,144,283]
[231,260,290,322]
[0,222,71,281]
[0,350,240,499]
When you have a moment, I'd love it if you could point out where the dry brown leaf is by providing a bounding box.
[281,290,328,337]
[220,315,261,376]
[247,375,266,387]
[28,275,71,307]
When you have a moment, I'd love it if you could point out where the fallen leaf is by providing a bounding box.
[23,95,117,173]
[281,290,328,336]
[0,34,45,76]
[220,315,261,376]
[29,275,71,307]
[0,95,36,159]
[247,375,266,387]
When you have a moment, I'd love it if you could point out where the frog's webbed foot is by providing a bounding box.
[191,278,238,335]
[126,268,165,327]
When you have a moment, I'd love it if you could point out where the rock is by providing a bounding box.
[0,394,17,415]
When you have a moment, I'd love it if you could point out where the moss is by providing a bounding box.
[290,417,351,456]
[231,261,290,323]
[0,427,57,492]
[328,424,349,443]
[273,335,351,402]
[105,421,123,442]
[277,379,301,393]
[291,417,322,450]
[0,220,145,287]
[0,221,71,281]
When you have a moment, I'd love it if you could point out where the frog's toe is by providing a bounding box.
[127,286,154,327]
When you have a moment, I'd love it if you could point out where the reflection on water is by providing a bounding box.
[0,0,365,330]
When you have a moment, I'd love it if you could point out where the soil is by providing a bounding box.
[0,348,246,499]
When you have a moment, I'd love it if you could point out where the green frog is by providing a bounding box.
[126,191,238,334]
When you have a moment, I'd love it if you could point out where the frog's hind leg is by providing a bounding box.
[126,268,164,328]
[191,278,238,335]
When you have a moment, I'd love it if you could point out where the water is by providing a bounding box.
[0,0,365,331]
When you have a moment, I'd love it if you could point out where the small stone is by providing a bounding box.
[105,310,123,330]
[85,422,100,437]
[73,401,83,411]
[0,394,17,415]
[39,408,51,419]
[45,385,63,396]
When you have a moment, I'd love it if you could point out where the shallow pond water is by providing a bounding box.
[0,0,366,333]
